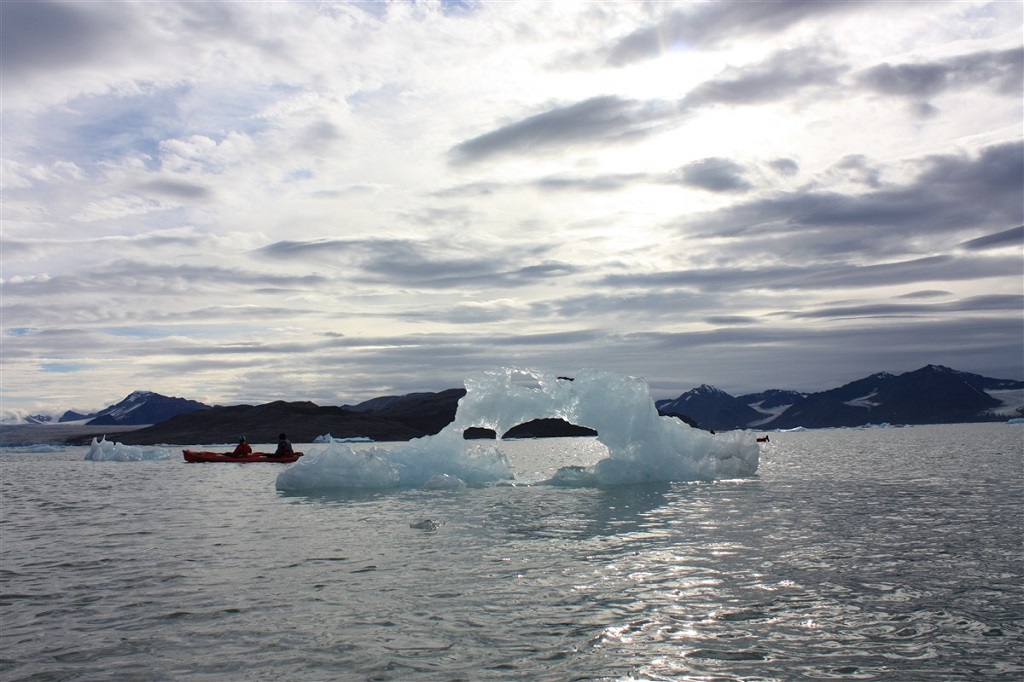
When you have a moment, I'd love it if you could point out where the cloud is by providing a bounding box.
[858,47,1024,99]
[959,225,1024,251]
[256,238,579,290]
[675,158,752,193]
[682,142,1023,242]
[680,47,847,108]
[769,158,800,177]
[605,1,874,64]
[1,2,1020,414]
[140,180,213,200]
[601,252,1021,295]
[449,96,680,164]
[0,1,120,77]
[450,46,849,165]
[790,294,1022,320]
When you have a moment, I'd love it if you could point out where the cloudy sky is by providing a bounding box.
[2,0,1022,419]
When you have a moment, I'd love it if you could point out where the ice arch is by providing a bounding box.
[275,367,759,491]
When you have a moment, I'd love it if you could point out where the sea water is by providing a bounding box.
[1,422,1021,681]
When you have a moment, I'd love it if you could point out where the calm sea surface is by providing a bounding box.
[2,423,1021,681]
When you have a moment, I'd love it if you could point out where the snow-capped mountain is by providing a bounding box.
[59,391,212,426]
[656,384,767,431]
[767,365,1012,430]
[738,389,808,426]
[656,365,1023,431]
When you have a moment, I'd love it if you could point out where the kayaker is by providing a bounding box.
[230,436,253,457]
[273,432,294,457]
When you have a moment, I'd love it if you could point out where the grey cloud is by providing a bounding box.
[257,237,365,257]
[676,158,752,193]
[896,290,953,299]
[533,173,647,192]
[634,315,1023,390]
[858,48,1024,99]
[959,225,1024,251]
[140,180,213,200]
[685,142,1023,239]
[704,315,760,325]
[551,289,715,321]
[769,158,800,177]
[790,294,1023,320]
[258,237,578,289]
[2,260,324,299]
[0,0,123,77]
[832,155,882,188]
[681,47,847,108]
[300,121,344,152]
[601,253,1021,294]
[912,101,940,118]
[449,96,679,164]
[606,1,871,65]
[450,48,846,166]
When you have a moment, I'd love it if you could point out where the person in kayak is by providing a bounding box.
[273,433,294,457]
[230,436,253,457]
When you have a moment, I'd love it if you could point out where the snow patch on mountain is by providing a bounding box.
[844,390,882,409]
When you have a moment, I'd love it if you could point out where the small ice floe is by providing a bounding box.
[313,433,374,443]
[410,519,441,531]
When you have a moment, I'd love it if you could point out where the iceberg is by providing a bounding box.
[275,367,759,491]
[84,436,170,461]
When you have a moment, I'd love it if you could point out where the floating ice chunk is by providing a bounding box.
[84,436,169,461]
[313,433,373,443]
[275,367,759,491]
[275,444,401,489]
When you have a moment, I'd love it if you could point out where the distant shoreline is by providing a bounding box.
[0,424,147,447]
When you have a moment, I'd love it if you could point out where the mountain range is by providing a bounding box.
[15,364,1024,445]
[657,365,1022,431]
[59,390,210,426]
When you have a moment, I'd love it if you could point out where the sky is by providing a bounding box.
[1,0,1022,419]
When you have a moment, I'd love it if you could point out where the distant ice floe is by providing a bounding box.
[85,436,170,461]
[313,434,374,443]
[276,367,760,491]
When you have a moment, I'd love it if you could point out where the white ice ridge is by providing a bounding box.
[85,436,170,461]
[275,367,760,491]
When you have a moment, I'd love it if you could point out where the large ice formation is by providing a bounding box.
[85,436,170,461]
[275,367,759,491]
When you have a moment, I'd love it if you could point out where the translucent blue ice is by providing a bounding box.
[275,367,759,491]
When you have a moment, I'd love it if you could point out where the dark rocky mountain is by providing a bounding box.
[115,401,423,445]
[111,391,594,445]
[766,364,1010,429]
[738,389,807,423]
[654,365,1020,431]
[60,390,211,426]
[656,384,766,431]
[345,389,468,435]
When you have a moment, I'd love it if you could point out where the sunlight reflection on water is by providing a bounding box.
[1,424,1021,681]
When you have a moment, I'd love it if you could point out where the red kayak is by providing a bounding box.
[183,449,304,463]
